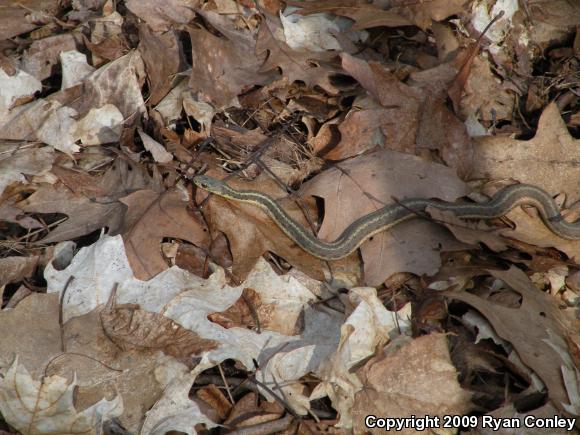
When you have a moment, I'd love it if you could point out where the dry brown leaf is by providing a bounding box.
[300,148,470,285]
[84,33,131,62]
[459,56,515,122]
[208,287,262,331]
[0,144,55,198]
[340,53,424,153]
[223,392,285,430]
[0,1,59,40]
[207,286,303,335]
[100,287,218,358]
[120,189,210,280]
[125,0,198,33]
[427,207,509,252]
[445,267,577,415]
[188,27,275,108]
[138,24,186,105]
[0,293,61,379]
[256,18,341,95]
[351,333,473,434]
[18,160,159,243]
[0,256,39,288]
[195,384,232,421]
[323,108,387,160]
[472,103,580,203]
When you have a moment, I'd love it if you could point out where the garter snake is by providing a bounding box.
[193,175,580,260]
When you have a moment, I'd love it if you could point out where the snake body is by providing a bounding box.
[194,175,580,260]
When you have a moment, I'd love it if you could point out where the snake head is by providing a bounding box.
[193,175,227,194]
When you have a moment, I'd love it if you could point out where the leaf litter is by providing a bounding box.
[0,0,579,434]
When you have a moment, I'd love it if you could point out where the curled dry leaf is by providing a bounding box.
[195,384,232,421]
[208,287,264,332]
[100,287,219,359]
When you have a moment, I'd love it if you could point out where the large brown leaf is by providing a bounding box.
[120,189,210,280]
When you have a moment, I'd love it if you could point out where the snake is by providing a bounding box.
[193,175,580,260]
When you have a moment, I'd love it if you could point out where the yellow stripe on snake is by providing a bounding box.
[194,175,580,260]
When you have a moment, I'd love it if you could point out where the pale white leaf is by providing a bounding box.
[0,359,122,435]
